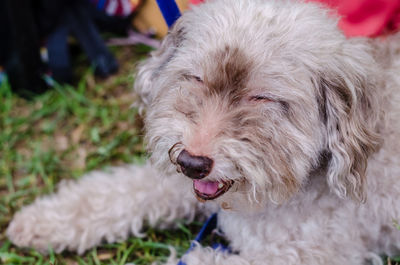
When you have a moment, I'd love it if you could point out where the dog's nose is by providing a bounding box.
[176,150,213,179]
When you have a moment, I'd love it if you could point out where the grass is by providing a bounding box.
[0,45,399,265]
[0,46,203,265]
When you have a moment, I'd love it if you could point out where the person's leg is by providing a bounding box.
[1,0,49,96]
[46,21,73,83]
[66,1,118,77]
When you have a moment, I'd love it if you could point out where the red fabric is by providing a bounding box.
[189,0,205,4]
[309,0,400,36]
[92,0,139,17]
[189,0,400,37]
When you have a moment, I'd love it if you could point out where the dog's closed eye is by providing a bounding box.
[183,74,203,83]
[249,95,274,103]
[248,95,289,112]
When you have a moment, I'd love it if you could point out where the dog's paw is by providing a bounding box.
[7,205,67,253]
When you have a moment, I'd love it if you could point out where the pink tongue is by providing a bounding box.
[193,180,219,195]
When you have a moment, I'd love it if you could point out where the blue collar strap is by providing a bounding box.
[177,213,230,265]
[156,0,182,28]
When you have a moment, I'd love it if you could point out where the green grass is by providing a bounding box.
[0,46,202,265]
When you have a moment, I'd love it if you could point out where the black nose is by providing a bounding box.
[176,150,213,179]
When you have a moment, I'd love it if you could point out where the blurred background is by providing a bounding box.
[1,0,400,264]
[0,0,194,98]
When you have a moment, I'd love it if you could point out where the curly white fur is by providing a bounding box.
[7,0,400,264]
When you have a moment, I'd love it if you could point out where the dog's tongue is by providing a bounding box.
[193,180,219,195]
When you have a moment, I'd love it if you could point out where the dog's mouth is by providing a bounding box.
[193,179,233,201]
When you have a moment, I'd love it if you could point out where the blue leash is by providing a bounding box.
[177,213,230,265]
[156,0,182,27]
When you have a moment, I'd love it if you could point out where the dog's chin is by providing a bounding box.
[193,179,234,202]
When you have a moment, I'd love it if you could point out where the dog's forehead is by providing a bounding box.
[201,45,253,95]
[166,0,346,100]
[178,0,341,65]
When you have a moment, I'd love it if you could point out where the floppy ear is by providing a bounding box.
[134,21,185,113]
[318,39,383,201]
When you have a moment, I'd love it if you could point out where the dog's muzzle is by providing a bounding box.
[169,143,233,201]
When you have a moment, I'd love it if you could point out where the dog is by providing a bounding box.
[7,0,400,264]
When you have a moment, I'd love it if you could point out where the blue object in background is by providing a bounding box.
[96,0,107,10]
[156,0,181,27]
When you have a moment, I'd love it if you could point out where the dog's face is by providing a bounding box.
[136,0,382,206]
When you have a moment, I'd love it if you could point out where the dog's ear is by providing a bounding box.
[134,21,185,113]
[318,39,382,201]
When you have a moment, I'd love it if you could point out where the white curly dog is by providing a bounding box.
[7,0,400,264]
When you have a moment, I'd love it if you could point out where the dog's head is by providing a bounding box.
[135,0,382,206]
